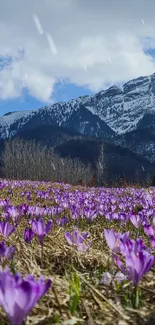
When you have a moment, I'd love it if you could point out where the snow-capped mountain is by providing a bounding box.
[114,112,155,162]
[0,110,34,139]
[0,101,116,140]
[1,71,155,162]
[86,73,155,134]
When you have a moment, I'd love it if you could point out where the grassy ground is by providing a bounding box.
[0,181,154,325]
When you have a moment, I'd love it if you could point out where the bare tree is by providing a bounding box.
[96,142,106,186]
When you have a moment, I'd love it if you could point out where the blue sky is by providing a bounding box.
[0,82,93,116]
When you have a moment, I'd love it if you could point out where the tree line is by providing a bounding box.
[0,139,95,186]
[0,138,153,187]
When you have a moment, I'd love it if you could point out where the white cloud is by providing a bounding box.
[0,0,155,102]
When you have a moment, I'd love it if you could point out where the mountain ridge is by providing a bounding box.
[1,71,155,164]
[1,71,155,134]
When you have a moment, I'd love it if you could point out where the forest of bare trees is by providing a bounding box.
[1,139,93,185]
[1,138,153,187]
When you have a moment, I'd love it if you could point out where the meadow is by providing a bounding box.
[0,180,154,325]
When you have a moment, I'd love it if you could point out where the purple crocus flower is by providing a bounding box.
[104,229,129,254]
[8,189,12,194]
[144,224,155,237]
[100,272,112,286]
[0,241,15,261]
[104,229,120,253]
[119,237,147,257]
[114,272,127,284]
[1,212,10,221]
[150,236,155,249]
[116,251,154,285]
[0,267,51,325]
[121,231,130,244]
[65,228,91,252]
[0,222,15,237]
[56,216,69,227]
[4,246,16,261]
[144,192,152,206]
[101,271,127,286]
[130,213,144,229]
[24,228,34,243]
[0,241,6,256]
[115,255,126,275]
[31,217,52,245]
[125,251,154,285]
[7,206,23,224]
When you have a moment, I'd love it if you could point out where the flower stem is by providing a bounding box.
[11,257,16,275]
[41,243,44,269]
[132,285,140,308]
[110,252,114,275]
[136,228,139,239]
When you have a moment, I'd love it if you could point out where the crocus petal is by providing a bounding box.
[64,232,73,245]
[100,272,112,285]
[114,272,127,283]
[37,218,45,236]
[24,228,34,243]
[45,220,52,234]
[115,255,126,274]
[0,268,51,325]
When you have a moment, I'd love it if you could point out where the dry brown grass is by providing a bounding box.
[0,183,154,325]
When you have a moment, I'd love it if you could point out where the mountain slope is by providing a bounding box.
[0,103,115,141]
[1,72,155,139]
[114,112,155,162]
[16,124,82,147]
[55,137,155,185]
[1,72,155,162]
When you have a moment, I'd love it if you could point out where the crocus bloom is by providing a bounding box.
[115,255,126,275]
[121,231,130,244]
[104,229,129,254]
[24,228,34,243]
[144,224,155,237]
[126,251,154,285]
[114,272,127,283]
[104,229,120,253]
[119,237,147,257]
[0,222,15,237]
[144,192,152,206]
[65,228,91,252]
[0,241,6,256]
[0,267,51,325]
[7,206,23,224]
[1,212,10,221]
[100,272,112,286]
[0,241,15,261]
[56,216,69,227]
[31,217,52,245]
[116,251,154,285]
[130,213,144,229]
[150,236,155,249]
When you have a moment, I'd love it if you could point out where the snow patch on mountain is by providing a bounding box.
[0,110,33,126]
[83,72,155,134]
[0,110,34,139]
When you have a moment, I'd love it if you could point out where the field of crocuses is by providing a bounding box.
[0,180,155,325]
